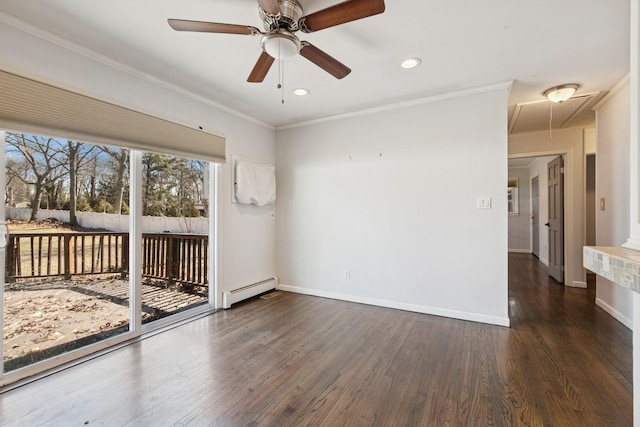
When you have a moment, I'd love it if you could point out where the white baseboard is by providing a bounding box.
[595,297,633,330]
[569,281,587,289]
[623,238,640,252]
[277,284,510,327]
[508,249,532,254]
[539,257,549,266]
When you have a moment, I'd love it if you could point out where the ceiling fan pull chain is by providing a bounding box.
[276,38,285,104]
[549,103,553,140]
[281,59,285,104]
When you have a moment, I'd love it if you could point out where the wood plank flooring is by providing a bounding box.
[0,253,632,426]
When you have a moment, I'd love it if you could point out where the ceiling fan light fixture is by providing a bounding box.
[544,84,580,103]
[401,57,422,69]
[261,30,301,59]
[294,88,309,96]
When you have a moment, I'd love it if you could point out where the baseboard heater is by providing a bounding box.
[222,277,278,309]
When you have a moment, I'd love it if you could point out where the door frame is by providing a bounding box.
[531,175,539,258]
[509,149,583,288]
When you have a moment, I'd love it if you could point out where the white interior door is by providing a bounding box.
[547,156,564,283]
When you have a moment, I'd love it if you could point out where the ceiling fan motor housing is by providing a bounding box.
[260,0,303,32]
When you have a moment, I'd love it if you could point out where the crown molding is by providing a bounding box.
[0,12,274,132]
[592,73,631,111]
[276,81,513,131]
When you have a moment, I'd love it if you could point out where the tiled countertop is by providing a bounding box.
[583,246,640,293]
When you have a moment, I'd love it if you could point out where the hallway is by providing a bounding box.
[507,253,632,425]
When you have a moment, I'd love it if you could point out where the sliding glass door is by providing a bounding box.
[1,132,216,384]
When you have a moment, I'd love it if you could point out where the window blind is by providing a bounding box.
[0,69,226,163]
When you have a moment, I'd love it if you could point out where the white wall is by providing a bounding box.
[0,20,276,305]
[275,86,510,326]
[509,129,586,287]
[631,3,640,423]
[594,76,633,329]
[508,166,531,252]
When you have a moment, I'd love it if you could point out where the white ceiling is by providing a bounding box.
[0,0,631,130]
[508,158,534,168]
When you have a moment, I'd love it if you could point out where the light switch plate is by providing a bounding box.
[477,197,492,209]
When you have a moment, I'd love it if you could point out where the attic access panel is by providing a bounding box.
[509,94,600,134]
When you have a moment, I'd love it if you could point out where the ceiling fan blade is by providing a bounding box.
[299,0,385,33]
[248,51,276,82]
[168,19,260,36]
[300,42,351,79]
[257,0,281,16]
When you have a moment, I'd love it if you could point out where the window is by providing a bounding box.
[508,178,519,214]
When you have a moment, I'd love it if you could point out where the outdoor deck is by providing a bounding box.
[3,227,210,371]
[4,277,207,371]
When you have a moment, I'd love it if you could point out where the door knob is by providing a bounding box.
[545,222,550,226]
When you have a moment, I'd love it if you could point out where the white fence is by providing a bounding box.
[6,208,208,234]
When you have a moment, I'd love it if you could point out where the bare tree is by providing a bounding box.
[66,141,98,225]
[5,133,67,221]
[5,157,31,208]
[100,147,129,214]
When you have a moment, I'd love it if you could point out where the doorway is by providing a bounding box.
[508,155,565,281]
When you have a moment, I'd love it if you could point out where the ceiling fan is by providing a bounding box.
[168,0,386,83]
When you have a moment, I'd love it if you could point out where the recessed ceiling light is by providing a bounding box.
[401,57,422,69]
[293,88,309,96]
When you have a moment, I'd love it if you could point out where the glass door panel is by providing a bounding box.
[3,132,131,372]
[140,153,209,324]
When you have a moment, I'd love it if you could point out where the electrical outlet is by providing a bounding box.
[343,269,351,280]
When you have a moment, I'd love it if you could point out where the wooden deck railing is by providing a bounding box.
[142,233,208,288]
[6,232,129,280]
[5,232,207,289]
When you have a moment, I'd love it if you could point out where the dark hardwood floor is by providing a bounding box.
[0,253,632,426]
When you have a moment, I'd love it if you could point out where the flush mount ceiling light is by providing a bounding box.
[401,57,422,69]
[543,84,580,103]
[261,30,301,60]
[293,88,309,96]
